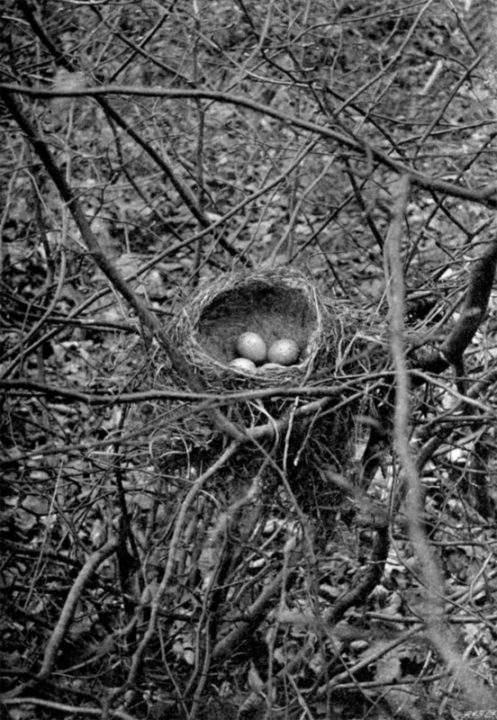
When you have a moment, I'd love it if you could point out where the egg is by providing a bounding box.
[261,362,284,371]
[229,357,257,373]
[235,332,267,364]
[267,338,299,366]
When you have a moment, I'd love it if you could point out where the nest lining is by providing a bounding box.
[150,268,388,538]
[176,269,328,382]
[200,284,314,362]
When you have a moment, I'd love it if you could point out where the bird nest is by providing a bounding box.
[174,267,335,385]
[147,267,387,538]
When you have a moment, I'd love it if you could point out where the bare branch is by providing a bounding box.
[441,237,497,366]
[384,175,496,710]
[2,81,497,208]
[413,236,497,374]
[1,697,137,720]
[38,538,119,680]
[0,90,245,440]
[15,0,243,262]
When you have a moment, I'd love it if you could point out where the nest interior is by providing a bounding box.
[195,281,318,365]
[148,269,387,542]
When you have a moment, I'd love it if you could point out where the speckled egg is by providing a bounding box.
[267,338,299,366]
[229,357,257,373]
[235,332,267,364]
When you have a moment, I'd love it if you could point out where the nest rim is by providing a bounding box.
[174,268,330,385]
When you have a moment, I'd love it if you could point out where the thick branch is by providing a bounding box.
[38,539,119,679]
[2,81,497,208]
[0,90,244,440]
[324,523,389,626]
[384,175,496,710]
[0,377,376,405]
[212,569,291,661]
[15,0,242,261]
[441,237,497,366]
[1,698,137,720]
[412,236,497,373]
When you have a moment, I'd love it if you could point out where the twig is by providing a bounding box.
[2,82,497,208]
[1,697,137,720]
[191,0,206,285]
[384,174,496,710]
[441,236,497,367]
[334,0,435,115]
[0,89,244,442]
[15,0,243,262]
[0,376,384,406]
[412,234,497,384]
[212,568,291,661]
[317,627,421,696]
[324,522,389,625]
[119,442,238,692]
[37,538,119,680]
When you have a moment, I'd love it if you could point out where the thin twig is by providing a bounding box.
[1,697,137,720]
[119,442,238,692]
[0,90,244,441]
[384,174,496,710]
[3,82,497,208]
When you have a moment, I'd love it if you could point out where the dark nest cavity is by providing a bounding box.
[175,268,330,383]
[198,282,315,365]
[148,268,388,540]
